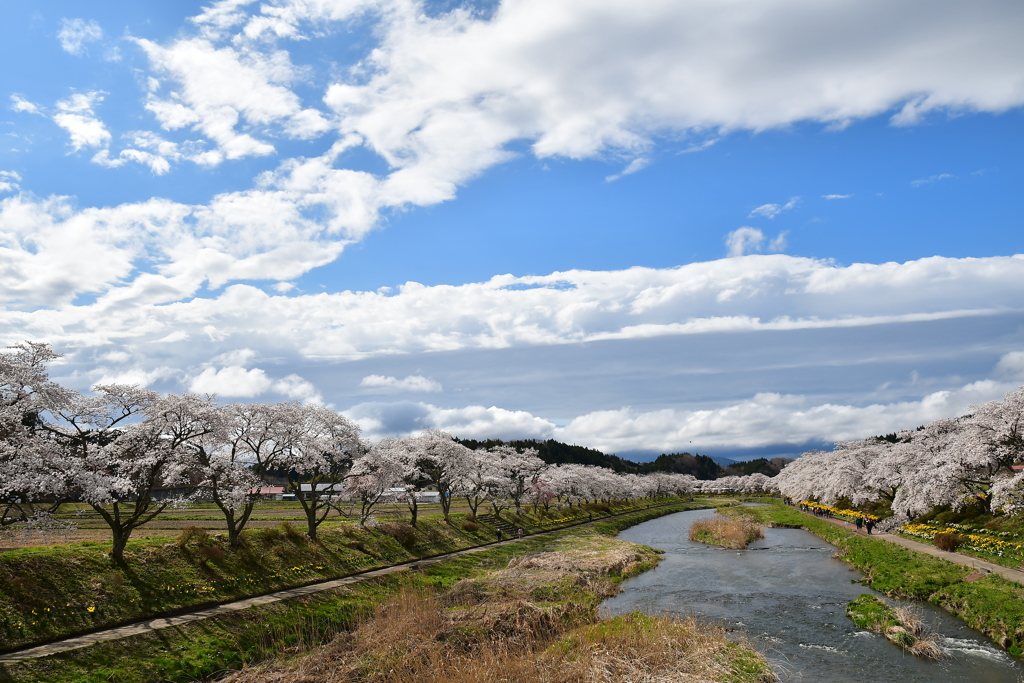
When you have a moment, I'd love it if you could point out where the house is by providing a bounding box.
[250,486,286,501]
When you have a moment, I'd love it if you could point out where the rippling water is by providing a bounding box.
[600,508,1023,682]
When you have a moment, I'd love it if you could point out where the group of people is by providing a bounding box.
[791,500,876,534]
[854,516,876,534]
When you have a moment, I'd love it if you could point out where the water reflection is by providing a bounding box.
[600,508,1022,682]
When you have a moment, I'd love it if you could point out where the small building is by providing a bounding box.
[250,486,286,501]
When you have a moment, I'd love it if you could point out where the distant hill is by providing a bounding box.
[457,438,642,473]
[457,438,792,480]
[637,453,793,480]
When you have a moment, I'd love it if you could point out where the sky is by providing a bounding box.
[1,0,1023,461]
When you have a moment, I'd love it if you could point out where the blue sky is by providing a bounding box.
[2,0,1023,460]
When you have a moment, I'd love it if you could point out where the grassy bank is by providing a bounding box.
[221,519,775,683]
[0,498,701,653]
[726,503,1024,656]
[846,594,943,658]
[0,502,720,683]
[689,515,764,549]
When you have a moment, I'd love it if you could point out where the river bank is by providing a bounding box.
[0,502,751,682]
[723,502,1024,657]
[602,506,1023,682]
[222,528,775,683]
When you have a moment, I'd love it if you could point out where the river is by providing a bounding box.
[600,507,1023,682]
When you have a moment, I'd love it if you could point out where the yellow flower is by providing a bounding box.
[87,606,96,613]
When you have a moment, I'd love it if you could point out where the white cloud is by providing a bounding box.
[275,374,323,404]
[749,197,799,219]
[768,231,788,253]
[823,193,851,200]
[0,171,21,194]
[6,253,1024,369]
[912,173,956,187]
[53,91,111,152]
[187,364,321,402]
[189,365,272,396]
[343,376,1015,453]
[134,35,330,163]
[556,380,1013,453]
[361,374,443,393]
[725,227,764,257]
[58,18,103,57]
[605,157,650,182]
[9,95,40,115]
[996,351,1024,379]
[2,0,1021,316]
[346,400,556,442]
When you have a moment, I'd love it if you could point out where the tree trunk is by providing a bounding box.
[110,525,130,561]
[407,496,419,527]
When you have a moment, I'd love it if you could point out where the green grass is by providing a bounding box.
[0,498,712,652]
[723,503,967,598]
[0,502,708,683]
[730,502,1024,656]
[846,594,901,632]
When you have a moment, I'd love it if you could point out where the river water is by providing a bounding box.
[600,508,1023,682]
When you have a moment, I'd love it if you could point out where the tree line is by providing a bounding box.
[775,386,1024,523]
[1,343,778,559]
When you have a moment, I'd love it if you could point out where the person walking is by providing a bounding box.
[855,517,863,532]
[865,518,875,535]
[517,528,524,540]
[496,529,503,542]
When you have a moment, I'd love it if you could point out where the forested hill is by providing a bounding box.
[637,453,793,479]
[457,438,642,472]
[457,438,792,480]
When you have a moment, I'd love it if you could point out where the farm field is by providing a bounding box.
[3,501,489,550]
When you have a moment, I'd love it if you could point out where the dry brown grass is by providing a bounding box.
[689,515,765,549]
[222,539,776,683]
[892,605,946,660]
[223,588,775,683]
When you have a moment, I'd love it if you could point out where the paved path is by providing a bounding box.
[808,512,1024,584]
[0,503,683,664]
[877,533,1024,584]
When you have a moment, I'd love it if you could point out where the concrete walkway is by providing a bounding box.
[877,532,1024,584]
[809,512,1024,584]
[0,503,681,664]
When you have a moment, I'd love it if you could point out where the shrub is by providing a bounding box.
[257,525,284,545]
[462,521,480,532]
[177,525,211,547]
[199,545,225,563]
[934,532,966,552]
[380,521,418,547]
[280,521,304,542]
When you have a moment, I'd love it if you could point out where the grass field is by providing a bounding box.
[0,502,741,683]
[0,497,729,653]
[2,501,487,550]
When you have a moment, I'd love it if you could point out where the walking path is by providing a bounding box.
[812,513,1024,584]
[0,503,680,664]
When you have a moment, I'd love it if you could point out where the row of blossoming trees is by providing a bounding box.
[1,343,777,558]
[775,387,1024,523]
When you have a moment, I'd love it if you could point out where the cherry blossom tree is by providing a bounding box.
[0,343,72,529]
[344,440,404,525]
[486,444,545,513]
[404,430,472,523]
[284,405,363,541]
[194,402,303,546]
[52,387,217,559]
[456,447,499,517]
